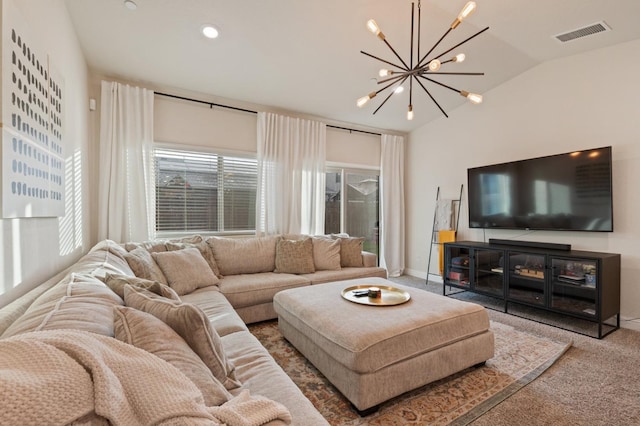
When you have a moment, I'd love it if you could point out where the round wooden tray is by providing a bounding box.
[341,284,411,306]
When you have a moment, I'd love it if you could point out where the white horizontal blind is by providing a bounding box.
[154,148,257,234]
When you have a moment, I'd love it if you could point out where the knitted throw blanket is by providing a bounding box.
[0,330,291,425]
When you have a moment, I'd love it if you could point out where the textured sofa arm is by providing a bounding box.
[362,251,377,267]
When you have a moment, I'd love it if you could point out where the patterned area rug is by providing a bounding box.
[249,320,571,425]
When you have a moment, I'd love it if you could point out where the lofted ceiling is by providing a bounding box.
[64,0,640,133]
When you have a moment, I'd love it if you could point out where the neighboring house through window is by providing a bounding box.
[154,147,256,236]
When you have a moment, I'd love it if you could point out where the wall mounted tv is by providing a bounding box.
[467,146,613,232]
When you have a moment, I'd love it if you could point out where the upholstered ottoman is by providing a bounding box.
[273,277,495,412]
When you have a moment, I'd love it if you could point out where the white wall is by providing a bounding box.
[153,95,382,167]
[406,39,640,328]
[0,0,90,306]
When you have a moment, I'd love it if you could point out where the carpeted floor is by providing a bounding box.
[250,319,569,425]
[390,275,640,425]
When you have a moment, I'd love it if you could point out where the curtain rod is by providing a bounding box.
[154,91,382,137]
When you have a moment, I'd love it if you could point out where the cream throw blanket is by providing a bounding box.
[0,330,292,425]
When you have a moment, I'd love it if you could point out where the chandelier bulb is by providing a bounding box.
[428,59,441,72]
[407,105,414,120]
[379,69,393,77]
[458,2,477,20]
[454,53,466,63]
[366,19,385,40]
[357,91,377,108]
[460,90,483,104]
[451,1,476,28]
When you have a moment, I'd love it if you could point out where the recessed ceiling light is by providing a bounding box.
[201,25,219,39]
[124,0,137,10]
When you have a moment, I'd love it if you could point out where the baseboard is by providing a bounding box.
[620,317,640,332]
[403,268,443,283]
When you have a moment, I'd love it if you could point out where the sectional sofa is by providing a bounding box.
[0,234,387,425]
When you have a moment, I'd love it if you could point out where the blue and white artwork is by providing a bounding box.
[2,1,65,218]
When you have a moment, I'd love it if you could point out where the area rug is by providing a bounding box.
[249,320,571,425]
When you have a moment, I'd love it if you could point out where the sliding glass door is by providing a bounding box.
[325,168,379,257]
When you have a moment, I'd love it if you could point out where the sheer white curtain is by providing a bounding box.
[380,134,405,277]
[256,112,326,236]
[97,81,155,242]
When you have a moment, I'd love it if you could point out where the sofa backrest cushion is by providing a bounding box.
[152,248,220,295]
[1,273,124,338]
[207,236,279,276]
[123,286,241,390]
[113,306,232,407]
[274,237,315,274]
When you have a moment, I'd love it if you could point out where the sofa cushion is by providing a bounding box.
[207,236,279,275]
[180,287,247,337]
[2,274,124,338]
[103,274,180,301]
[123,286,240,390]
[123,247,167,284]
[218,273,310,309]
[274,238,315,274]
[113,306,232,407]
[333,236,365,267]
[152,248,219,295]
[167,241,222,278]
[71,239,135,279]
[311,237,341,271]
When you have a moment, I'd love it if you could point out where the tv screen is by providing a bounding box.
[467,146,613,232]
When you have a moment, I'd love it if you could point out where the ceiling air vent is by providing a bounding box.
[554,21,611,43]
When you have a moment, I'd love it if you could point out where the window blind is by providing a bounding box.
[154,148,256,234]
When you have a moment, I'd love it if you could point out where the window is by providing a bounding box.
[154,147,256,235]
[325,168,379,257]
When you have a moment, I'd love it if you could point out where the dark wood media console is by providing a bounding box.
[443,240,621,338]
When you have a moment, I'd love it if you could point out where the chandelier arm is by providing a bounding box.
[373,76,410,115]
[360,51,407,72]
[377,74,407,85]
[419,75,463,95]
[382,39,410,69]
[417,28,452,69]
[414,76,449,118]
[410,2,415,69]
[417,0,421,64]
[431,26,490,62]
[422,72,485,76]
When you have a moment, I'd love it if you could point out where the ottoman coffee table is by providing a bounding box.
[273,277,495,413]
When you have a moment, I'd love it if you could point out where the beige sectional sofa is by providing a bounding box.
[0,234,387,425]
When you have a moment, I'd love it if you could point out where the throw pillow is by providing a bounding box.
[333,236,365,267]
[152,248,220,296]
[113,306,232,406]
[274,237,315,274]
[166,241,222,278]
[123,247,168,284]
[311,237,341,271]
[123,286,240,390]
[104,273,180,300]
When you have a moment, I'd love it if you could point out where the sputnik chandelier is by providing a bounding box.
[357,1,489,120]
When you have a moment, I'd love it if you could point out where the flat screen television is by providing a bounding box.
[467,146,613,232]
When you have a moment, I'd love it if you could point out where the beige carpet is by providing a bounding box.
[249,320,571,425]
